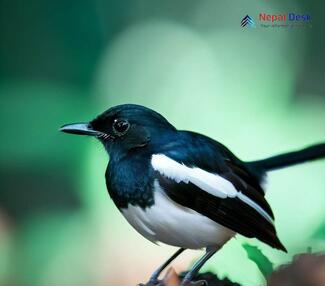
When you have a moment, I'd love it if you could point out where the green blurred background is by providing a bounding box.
[0,0,324,285]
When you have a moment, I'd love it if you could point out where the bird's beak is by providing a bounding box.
[59,123,99,136]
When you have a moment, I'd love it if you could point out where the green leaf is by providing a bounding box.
[242,243,273,279]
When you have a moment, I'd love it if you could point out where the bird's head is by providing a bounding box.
[60,104,176,157]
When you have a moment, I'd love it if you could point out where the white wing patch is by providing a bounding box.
[151,154,274,224]
[151,154,237,198]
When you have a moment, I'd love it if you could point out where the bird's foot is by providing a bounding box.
[180,279,207,286]
[137,278,163,286]
[138,274,207,286]
[192,281,207,286]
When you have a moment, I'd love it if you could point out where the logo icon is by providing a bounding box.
[241,15,255,27]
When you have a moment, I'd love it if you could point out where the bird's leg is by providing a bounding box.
[149,248,185,284]
[181,246,218,286]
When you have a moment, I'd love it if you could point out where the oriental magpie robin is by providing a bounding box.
[60,104,325,285]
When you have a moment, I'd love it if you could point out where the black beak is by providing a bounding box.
[59,122,99,136]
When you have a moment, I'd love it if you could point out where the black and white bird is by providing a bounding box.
[60,104,325,285]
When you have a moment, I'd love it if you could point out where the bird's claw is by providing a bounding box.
[181,279,207,286]
[137,279,163,286]
[191,280,208,286]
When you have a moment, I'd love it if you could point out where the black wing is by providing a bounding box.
[157,131,286,251]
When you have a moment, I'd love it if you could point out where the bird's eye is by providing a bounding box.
[112,119,130,135]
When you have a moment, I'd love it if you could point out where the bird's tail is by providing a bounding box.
[247,143,325,172]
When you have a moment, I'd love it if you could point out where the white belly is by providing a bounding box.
[121,181,235,249]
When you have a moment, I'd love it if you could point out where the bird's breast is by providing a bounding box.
[106,157,155,209]
[121,180,235,249]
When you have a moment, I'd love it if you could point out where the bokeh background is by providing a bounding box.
[0,0,324,285]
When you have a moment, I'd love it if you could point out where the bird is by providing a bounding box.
[60,104,325,286]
